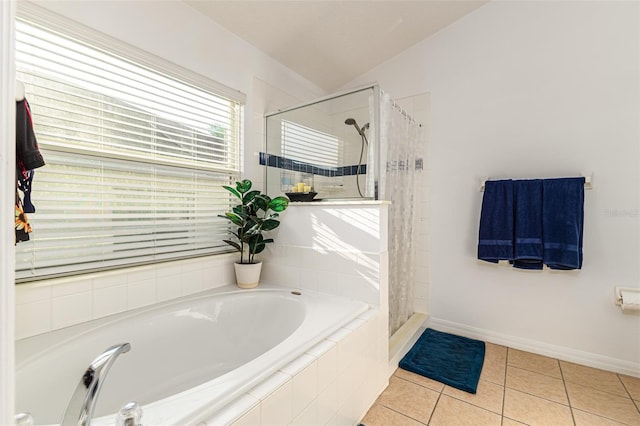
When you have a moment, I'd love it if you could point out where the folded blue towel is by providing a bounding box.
[542,177,585,270]
[478,180,514,263]
[513,179,543,270]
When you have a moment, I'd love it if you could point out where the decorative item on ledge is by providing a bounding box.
[218,179,289,289]
[286,191,318,202]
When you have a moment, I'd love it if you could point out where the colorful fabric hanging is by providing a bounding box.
[15,97,45,244]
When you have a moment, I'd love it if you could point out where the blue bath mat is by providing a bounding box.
[399,328,485,393]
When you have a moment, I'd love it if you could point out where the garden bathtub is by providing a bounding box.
[15,284,369,425]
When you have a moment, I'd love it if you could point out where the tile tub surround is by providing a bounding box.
[261,201,389,308]
[204,308,387,426]
[15,253,237,339]
[17,201,390,339]
[15,201,391,425]
[362,343,640,426]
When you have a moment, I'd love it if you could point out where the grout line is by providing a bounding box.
[617,373,640,414]
[572,406,640,426]
[426,390,443,426]
[375,344,639,426]
[617,373,638,400]
[377,400,429,425]
[558,363,576,425]
[500,353,507,425]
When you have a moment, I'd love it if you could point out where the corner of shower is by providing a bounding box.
[262,84,427,370]
[263,84,381,201]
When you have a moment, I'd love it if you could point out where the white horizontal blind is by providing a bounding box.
[281,120,340,168]
[15,17,242,281]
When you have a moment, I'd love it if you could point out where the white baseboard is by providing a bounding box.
[427,317,640,378]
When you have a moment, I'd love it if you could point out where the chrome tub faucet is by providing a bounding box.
[60,343,131,426]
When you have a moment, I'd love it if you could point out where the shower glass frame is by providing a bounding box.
[263,84,380,201]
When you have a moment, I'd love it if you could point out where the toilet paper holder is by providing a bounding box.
[614,286,640,307]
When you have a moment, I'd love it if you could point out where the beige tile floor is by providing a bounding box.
[361,343,640,425]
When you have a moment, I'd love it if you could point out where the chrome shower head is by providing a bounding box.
[345,118,367,137]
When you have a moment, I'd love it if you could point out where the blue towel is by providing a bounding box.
[542,177,585,270]
[513,179,543,270]
[478,180,514,263]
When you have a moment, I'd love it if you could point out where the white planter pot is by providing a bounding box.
[234,261,263,289]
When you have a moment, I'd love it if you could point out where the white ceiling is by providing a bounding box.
[185,0,488,92]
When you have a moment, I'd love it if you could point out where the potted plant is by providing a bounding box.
[219,179,289,288]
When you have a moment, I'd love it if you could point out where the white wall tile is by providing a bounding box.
[280,353,315,377]
[315,343,337,393]
[343,318,366,332]
[264,244,302,268]
[291,361,318,419]
[51,292,93,329]
[335,394,358,426]
[336,275,378,306]
[355,252,380,282]
[300,249,358,275]
[51,278,93,297]
[261,262,301,288]
[155,263,181,278]
[15,283,51,305]
[208,393,260,426]
[127,268,156,283]
[15,300,51,339]
[414,297,428,314]
[93,284,127,318]
[182,268,205,295]
[310,270,339,296]
[93,273,126,289]
[295,269,319,292]
[127,279,157,309]
[305,339,336,359]
[203,263,234,290]
[326,327,351,344]
[229,403,261,426]
[249,371,291,401]
[260,380,293,426]
[277,205,384,253]
[317,379,338,425]
[292,398,318,426]
[156,274,182,302]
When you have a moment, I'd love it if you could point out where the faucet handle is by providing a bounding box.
[116,401,143,426]
[14,412,34,426]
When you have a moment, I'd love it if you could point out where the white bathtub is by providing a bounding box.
[15,284,369,425]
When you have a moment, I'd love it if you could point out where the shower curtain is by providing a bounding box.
[379,92,424,336]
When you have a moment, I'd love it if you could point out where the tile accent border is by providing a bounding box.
[259,152,366,177]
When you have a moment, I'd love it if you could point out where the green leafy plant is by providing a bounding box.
[219,179,289,264]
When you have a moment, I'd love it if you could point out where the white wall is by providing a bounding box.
[349,0,640,374]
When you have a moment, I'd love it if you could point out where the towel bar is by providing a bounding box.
[479,173,593,192]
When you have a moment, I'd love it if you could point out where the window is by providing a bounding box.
[15,12,243,281]
[281,120,340,168]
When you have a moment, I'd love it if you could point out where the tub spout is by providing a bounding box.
[60,343,131,426]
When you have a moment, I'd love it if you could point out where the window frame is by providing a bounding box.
[15,3,246,282]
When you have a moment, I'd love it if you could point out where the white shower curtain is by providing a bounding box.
[379,92,424,336]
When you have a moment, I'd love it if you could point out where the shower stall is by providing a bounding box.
[264,84,425,339]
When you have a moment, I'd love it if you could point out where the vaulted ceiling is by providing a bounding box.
[185,1,488,91]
